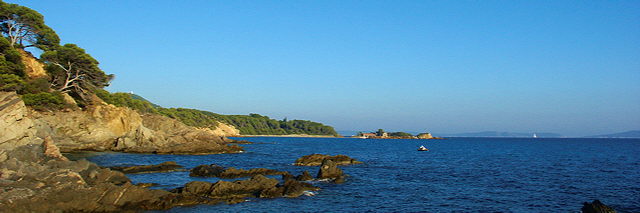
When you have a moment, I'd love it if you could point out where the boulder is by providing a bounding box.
[294,154,362,166]
[317,159,344,180]
[109,161,184,174]
[190,164,225,177]
[581,200,616,213]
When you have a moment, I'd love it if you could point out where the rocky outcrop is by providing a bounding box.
[210,121,240,137]
[417,133,434,139]
[0,92,41,152]
[317,159,344,180]
[174,175,318,200]
[581,200,616,213]
[0,140,316,211]
[295,154,362,166]
[0,143,172,211]
[31,102,242,154]
[109,161,184,174]
[190,164,288,178]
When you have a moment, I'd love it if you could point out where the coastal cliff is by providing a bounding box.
[1,91,241,154]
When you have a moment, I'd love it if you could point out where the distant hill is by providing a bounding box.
[585,130,640,138]
[439,131,562,138]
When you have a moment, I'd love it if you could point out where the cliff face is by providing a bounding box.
[0,91,241,154]
[0,92,41,152]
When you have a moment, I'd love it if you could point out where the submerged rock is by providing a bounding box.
[294,154,362,166]
[581,200,616,213]
[109,161,184,174]
[189,164,287,178]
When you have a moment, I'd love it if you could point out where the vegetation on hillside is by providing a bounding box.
[0,1,111,109]
[96,90,338,136]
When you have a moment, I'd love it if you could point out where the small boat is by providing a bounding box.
[533,133,538,138]
[418,145,429,151]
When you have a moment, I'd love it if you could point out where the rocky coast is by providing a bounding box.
[0,91,359,211]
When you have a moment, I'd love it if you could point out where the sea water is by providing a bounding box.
[71,137,640,212]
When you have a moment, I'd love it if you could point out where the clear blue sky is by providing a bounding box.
[9,0,640,136]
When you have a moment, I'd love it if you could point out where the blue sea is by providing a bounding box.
[71,137,640,212]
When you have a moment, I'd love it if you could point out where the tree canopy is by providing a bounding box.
[0,1,59,50]
[41,44,113,100]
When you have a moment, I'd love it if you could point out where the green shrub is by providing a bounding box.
[21,92,67,111]
[94,89,158,114]
[0,73,25,91]
[389,132,414,137]
[20,77,51,94]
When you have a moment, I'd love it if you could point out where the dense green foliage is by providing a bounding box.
[209,113,338,136]
[389,132,414,137]
[21,91,66,110]
[94,89,158,114]
[0,1,60,50]
[95,90,338,136]
[0,36,24,76]
[42,44,113,100]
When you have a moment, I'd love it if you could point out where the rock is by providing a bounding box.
[189,164,225,177]
[135,183,158,188]
[189,165,287,178]
[581,200,616,213]
[109,161,184,174]
[282,179,320,197]
[0,144,226,211]
[417,132,434,139]
[317,159,344,180]
[295,171,313,181]
[209,175,279,198]
[333,175,346,184]
[42,136,68,161]
[33,102,243,155]
[294,154,362,166]
[0,92,41,151]
[282,172,295,181]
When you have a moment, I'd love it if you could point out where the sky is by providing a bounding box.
[7,0,640,137]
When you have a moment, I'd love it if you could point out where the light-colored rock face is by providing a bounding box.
[417,133,433,139]
[0,92,40,151]
[17,49,47,79]
[34,102,240,154]
[211,122,240,137]
[1,91,240,154]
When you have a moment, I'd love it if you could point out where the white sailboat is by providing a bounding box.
[533,133,538,138]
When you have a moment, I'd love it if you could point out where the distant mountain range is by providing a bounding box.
[585,130,640,138]
[438,131,562,138]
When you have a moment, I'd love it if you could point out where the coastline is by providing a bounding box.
[234,134,340,138]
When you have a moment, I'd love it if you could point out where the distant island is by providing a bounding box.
[585,130,640,138]
[352,129,442,139]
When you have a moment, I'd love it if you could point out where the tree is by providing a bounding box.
[0,1,60,50]
[41,44,113,100]
[376,129,385,136]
